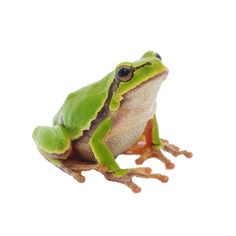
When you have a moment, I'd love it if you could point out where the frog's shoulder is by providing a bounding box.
[53,73,114,140]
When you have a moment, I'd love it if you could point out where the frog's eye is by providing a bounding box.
[115,66,133,82]
[155,53,162,60]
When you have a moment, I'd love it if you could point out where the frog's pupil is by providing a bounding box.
[117,68,130,77]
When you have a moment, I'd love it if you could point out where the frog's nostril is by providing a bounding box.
[155,53,162,60]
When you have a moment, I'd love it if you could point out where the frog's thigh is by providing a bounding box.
[33,125,71,159]
[89,118,120,172]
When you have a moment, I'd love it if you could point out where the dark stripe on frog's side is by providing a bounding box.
[73,78,120,144]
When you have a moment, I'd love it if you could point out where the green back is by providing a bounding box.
[53,73,114,140]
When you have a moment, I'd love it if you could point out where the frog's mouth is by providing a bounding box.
[133,70,169,91]
[150,70,169,82]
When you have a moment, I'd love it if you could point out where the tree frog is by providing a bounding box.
[33,51,192,193]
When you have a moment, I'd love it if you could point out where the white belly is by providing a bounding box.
[106,77,163,156]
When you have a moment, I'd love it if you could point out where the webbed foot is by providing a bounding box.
[62,160,167,193]
[102,167,168,193]
[125,138,192,169]
[62,160,101,183]
[134,147,176,169]
[161,139,193,158]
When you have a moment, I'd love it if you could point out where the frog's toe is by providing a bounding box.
[70,170,86,183]
[134,140,193,169]
[104,172,142,193]
[62,160,100,183]
[102,167,168,193]
[161,139,193,158]
[135,150,175,169]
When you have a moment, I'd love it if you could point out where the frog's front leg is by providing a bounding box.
[89,118,168,193]
[125,116,193,169]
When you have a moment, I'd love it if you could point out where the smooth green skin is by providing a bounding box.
[89,118,129,176]
[152,115,162,148]
[33,51,167,175]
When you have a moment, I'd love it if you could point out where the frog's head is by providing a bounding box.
[110,51,169,111]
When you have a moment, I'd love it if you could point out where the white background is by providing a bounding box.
[0,0,236,235]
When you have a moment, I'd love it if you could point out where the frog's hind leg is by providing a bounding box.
[33,125,95,183]
[124,116,193,169]
[33,125,72,160]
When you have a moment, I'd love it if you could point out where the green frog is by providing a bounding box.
[33,51,192,193]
